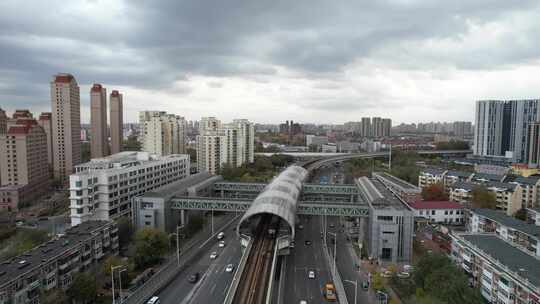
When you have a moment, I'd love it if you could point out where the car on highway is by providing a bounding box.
[210,252,218,259]
[188,273,200,283]
[218,241,226,248]
[305,240,311,245]
[308,271,315,279]
[146,296,160,304]
[225,264,235,273]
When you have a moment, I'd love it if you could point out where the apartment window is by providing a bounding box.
[75,181,82,187]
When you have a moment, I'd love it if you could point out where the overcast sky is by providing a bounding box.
[1,0,540,124]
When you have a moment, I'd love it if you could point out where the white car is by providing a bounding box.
[218,241,225,248]
[210,252,218,259]
[300,301,307,304]
[225,264,235,273]
[308,271,315,279]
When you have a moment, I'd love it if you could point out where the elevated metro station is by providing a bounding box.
[133,164,416,263]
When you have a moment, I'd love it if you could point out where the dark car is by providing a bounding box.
[305,240,311,245]
[329,223,335,228]
[188,273,200,283]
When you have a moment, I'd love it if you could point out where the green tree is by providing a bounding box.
[67,273,97,304]
[514,208,528,221]
[123,135,141,151]
[81,142,91,162]
[371,272,384,291]
[102,256,130,276]
[187,147,197,162]
[186,214,204,235]
[133,227,169,268]
[471,186,497,209]
[435,140,469,150]
[116,217,133,249]
[421,183,448,201]
[41,288,69,304]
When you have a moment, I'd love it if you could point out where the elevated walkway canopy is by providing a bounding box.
[237,165,308,238]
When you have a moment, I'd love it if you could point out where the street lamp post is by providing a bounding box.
[118,268,127,304]
[111,265,126,304]
[176,224,184,266]
[344,279,358,304]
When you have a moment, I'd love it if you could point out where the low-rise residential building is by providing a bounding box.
[408,200,465,225]
[418,168,446,188]
[512,176,540,210]
[373,172,421,204]
[471,173,506,184]
[527,208,540,226]
[448,181,522,216]
[69,151,190,226]
[451,233,540,304]
[0,221,118,304]
[445,170,474,186]
[321,143,338,153]
[469,208,540,257]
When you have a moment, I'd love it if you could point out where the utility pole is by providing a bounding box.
[388,144,392,171]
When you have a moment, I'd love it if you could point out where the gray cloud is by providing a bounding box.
[1,0,540,122]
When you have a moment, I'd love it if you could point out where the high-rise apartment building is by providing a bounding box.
[69,152,189,226]
[382,118,392,137]
[527,122,540,167]
[0,108,6,135]
[109,90,123,154]
[361,117,371,137]
[37,112,53,170]
[474,99,540,162]
[90,84,108,158]
[51,73,81,181]
[371,117,382,137]
[0,117,49,211]
[196,117,255,174]
[0,109,6,186]
[139,111,186,156]
[453,121,473,138]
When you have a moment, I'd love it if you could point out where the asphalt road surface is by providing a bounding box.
[157,219,242,304]
[282,215,333,304]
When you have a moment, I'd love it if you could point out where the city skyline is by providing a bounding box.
[2,1,540,124]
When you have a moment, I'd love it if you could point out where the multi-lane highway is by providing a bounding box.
[157,219,242,304]
[282,215,333,304]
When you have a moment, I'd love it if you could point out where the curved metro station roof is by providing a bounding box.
[238,165,308,238]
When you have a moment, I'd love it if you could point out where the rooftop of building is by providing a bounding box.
[449,181,517,192]
[374,172,420,191]
[460,234,540,288]
[357,177,409,211]
[0,221,112,288]
[420,168,447,176]
[471,173,505,182]
[513,176,540,186]
[472,208,540,238]
[74,152,189,173]
[446,170,473,178]
[53,73,75,83]
[140,171,213,200]
[409,200,463,210]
